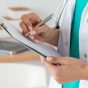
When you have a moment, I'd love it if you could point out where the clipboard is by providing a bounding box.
[0,18,60,57]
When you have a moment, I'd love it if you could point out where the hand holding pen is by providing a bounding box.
[25,14,53,37]
[20,13,55,44]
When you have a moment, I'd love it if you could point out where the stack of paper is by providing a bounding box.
[1,18,60,57]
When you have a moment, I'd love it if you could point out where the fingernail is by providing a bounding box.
[34,39,42,43]
[30,30,36,35]
[46,57,52,62]
[29,26,33,31]
[40,56,45,62]
[40,56,44,60]
[29,35,34,40]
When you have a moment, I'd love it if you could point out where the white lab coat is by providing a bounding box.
[49,0,88,88]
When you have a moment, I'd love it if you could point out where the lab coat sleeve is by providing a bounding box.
[49,77,62,88]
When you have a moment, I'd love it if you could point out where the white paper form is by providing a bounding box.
[2,19,60,57]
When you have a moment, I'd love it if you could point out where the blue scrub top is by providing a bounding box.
[62,0,88,88]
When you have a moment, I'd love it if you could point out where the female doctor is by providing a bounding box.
[20,0,88,88]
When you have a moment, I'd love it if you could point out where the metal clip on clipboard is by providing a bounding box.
[0,19,29,55]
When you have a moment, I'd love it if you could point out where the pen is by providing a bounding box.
[25,14,53,37]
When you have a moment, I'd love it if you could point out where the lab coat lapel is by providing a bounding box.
[57,0,76,56]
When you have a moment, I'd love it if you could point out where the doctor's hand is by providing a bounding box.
[20,13,59,46]
[41,56,87,84]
